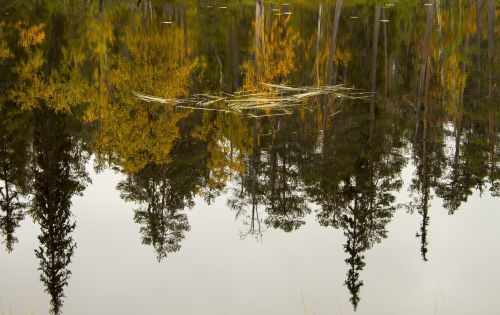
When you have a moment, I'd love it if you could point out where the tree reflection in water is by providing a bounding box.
[118,164,192,262]
[31,108,89,314]
[0,0,497,313]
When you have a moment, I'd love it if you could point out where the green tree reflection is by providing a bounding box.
[30,108,89,315]
[118,164,192,262]
[0,104,31,252]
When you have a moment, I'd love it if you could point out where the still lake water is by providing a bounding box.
[0,0,499,314]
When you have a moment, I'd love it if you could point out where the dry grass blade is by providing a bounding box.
[133,92,185,105]
[133,83,370,117]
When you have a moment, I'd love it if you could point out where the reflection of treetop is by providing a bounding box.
[118,163,195,261]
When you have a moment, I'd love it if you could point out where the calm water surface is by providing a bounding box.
[0,0,499,314]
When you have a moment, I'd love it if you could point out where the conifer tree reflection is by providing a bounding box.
[338,157,400,310]
[263,117,310,232]
[410,109,433,262]
[342,206,369,311]
[308,101,404,309]
[409,84,446,262]
[0,183,26,252]
[435,115,491,214]
[487,103,499,196]
[30,108,89,315]
[487,0,498,196]
[0,104,31,252]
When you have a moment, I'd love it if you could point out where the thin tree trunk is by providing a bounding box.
[370,5,381,127]
[487,0,495,99]
[255,0,265,81]
[476,0,482,93]
[327,0,343,84]
[316,3,323,86]
[415,0,435,141]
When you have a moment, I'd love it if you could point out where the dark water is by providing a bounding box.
[0,0,499,314]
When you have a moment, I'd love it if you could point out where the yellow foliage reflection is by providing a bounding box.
[242,14,300,90]
[86,9,199,173]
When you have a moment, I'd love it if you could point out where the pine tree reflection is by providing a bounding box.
[338,162,399,310]
[0,184,26,252]
[408,69,446,262]
[263,117,310,232]
[0,104,30,252]
[30,108,89,315]
[311,101,404,309]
